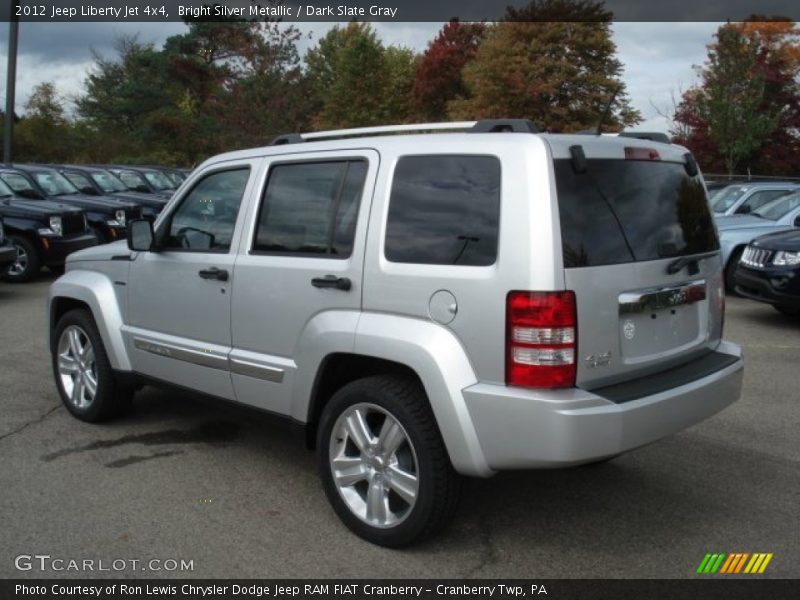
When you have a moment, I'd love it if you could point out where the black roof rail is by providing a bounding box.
[619,131,671,144]
[470,119,539,133]
[270,133,305,146]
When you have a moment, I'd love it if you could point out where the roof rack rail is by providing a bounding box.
[619,131,671,144]
[269,119,540,145]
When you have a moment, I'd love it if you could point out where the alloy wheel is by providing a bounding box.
[57,325,98,409]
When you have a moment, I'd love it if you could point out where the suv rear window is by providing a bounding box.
[385,155,501,266]
[555,159,718,268]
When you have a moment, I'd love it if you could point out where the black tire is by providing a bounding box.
[52,309,132,422]
[49,264,66,275]
[317,374,461,547]
[773,305,800,317]
[3,234,41,283]
[724,247,744,294]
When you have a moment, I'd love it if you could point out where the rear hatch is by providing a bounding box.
[546,136,724,389]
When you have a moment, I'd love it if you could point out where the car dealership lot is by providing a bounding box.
[1,275,797,579]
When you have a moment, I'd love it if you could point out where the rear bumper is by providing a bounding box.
[42,234,98,266]
[462,340,743,471]
[734,264,800,308]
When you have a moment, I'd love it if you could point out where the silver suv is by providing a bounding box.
[48,120,744,546]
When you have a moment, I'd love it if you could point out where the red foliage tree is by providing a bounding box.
[410,19,487,121]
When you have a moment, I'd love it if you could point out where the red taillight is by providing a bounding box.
[624,147,660,161]
[506,291,577,389]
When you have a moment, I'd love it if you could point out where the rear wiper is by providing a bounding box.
[667,251,718,275]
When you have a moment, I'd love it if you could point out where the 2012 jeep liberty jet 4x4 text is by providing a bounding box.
[48,120,743,546]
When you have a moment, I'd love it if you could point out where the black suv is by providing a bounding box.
[101,166,175,199]
[0,177,96,282]
[53,165,167,221]
[0,166,142,243]
[734,229,800,316]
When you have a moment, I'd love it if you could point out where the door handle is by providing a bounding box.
[198,267,229,281]
[311,275,351,291]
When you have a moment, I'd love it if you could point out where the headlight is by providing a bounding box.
[49,216,63,236]
[116,210,126,226]
[773,250,800,266]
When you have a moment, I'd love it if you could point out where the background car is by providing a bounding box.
[709,182,798,217]
[717,191,800,289]
[101,166,175,199]
[0,177,96,282]
[735,229,800,316]
[1,166,142,243]
[53,165,167,221]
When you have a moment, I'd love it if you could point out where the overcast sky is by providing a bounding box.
[0,21,721,132]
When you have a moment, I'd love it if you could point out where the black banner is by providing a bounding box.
[4,0,800,23]
[2,580,799,600]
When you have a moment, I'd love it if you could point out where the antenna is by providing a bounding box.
[596,86,621,135]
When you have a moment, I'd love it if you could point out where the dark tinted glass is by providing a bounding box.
[385,156,501,266]
[556,159,718,267]
[254,160,367,257]
[163,168,249,251]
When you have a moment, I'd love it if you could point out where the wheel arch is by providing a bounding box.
[48,270,131,371]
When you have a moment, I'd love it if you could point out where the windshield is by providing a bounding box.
[164,171,184,186]
[710,185,746,213]
[33,171,79,196]
[0,178,15,197]
[117,170,150,192]
[91,171,128,193]
[753,192,800,221]
[556,159,719,267]
[143,170,175,190]
[63,172,95,194]
[0,173,42,199]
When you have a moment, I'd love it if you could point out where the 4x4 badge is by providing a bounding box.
[585,351,612,368]
[623,320,636,340]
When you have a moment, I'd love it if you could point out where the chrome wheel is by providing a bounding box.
[8,243,27,277]
[57,325,98,409]
[329,402,419,529]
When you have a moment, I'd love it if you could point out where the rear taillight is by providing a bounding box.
[506,291,577,389]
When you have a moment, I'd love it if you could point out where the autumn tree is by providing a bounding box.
[449,0,640,131]
[15,82,75,162]
[410,20,486,121]
[305,23,417,129]
[673,19,800,176]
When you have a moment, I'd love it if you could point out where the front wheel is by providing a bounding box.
[317,375,461,547]
[725,248,744,294]
[52,309,132,422]
[3,235,41,283]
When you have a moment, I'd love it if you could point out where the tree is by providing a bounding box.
[15,83,75,162]
[305,23,418,129]
[410,20,486,121]
[449,1,640,131]
[673,19,800,176]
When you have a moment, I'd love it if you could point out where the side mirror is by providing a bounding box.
[127,219,154,252]
[794,215,800,227]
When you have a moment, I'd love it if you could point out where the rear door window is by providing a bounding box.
[385,155,501,266]
[555,159,718,268]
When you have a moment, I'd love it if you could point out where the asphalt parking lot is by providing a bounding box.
[1,274,798,579]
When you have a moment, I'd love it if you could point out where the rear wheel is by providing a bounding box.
[52,309,132,422]
[3,235,41,283]
[317,375,461,547]
[773,305,800,317]
[724,248,744,294]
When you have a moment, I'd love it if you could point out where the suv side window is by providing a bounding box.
[161,168,249,252]
[738,190,791,214]
[253,160,367,257]
[385,155,501,266]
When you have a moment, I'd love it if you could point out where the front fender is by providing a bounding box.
[48,270,131,371]
[354,313,493,477]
